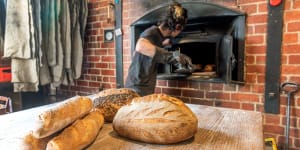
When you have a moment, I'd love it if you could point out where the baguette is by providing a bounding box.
[22,132,57,150]
[32,96,93,138]
[46,109,105,150]
[113,94,198,144]
[93,88,140,122]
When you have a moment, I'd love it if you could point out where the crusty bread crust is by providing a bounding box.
[32,96,93,138]
[22,132,57,150]
[94,88,140,122]
[113,94,198,144]
[46,109,105,150]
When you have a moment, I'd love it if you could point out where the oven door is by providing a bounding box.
[219,35,235,83]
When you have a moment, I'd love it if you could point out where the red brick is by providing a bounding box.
[264,114,281,125]
[289,55,300,64]
[168,80,178,87]
[281,117,298,128]
[95,63,108,69]
[257,75,265,84]
[101,56,115,62]
[295,138,300,148]
[254,24,267,34]
[287,22,300,32]
[77,81,89,86]
[182,89,204,98]
[188,81,200,89]
[239,0,265,4]
[252,84,265,93]
[295,1,300,9]
[246,55,255,64]
[191,98,213,106]
[231,93,260,102]
[258,2,267,13]
[263,124,285,135]
[240,4,257,14]
[283,33,298,44]
[247,14,267,24]
[215,101,241,109]
[178,80,188,88]
[282,65,300,74]
[256,103,264,112]
[89,81,101,88]
[101,70,115,76]
[224,84,237,91]
[285,11,300,22]
[247,25,254,34]
[162,88,181,96]
[211,83,224,91]
[156,80,167,86]
[256,55,266,64]
[289,77,300,86]
[281,55,288,65]
[179,97,191,104]
[109,77,116,83]
[102,83,113,89]
[246,35,265,45]
[87,56,100,62]
[88,69,101,75]
[247,65,265,74]
[245,74,256,83]
[206,91,230,100]
[246,45,266,54]
[238,85,251,92]
[283,44,300,54]
[199,83,211,90]
[241,103,255,110]
[154,87,162,94]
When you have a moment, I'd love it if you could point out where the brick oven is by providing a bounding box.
[130,2,245,84]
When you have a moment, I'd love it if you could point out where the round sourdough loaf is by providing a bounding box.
[93,88,140,122]
[112,94,198,144]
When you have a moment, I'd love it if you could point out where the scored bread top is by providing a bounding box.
[113,94,198,144]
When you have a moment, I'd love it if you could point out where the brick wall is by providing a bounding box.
[59,0,300,149]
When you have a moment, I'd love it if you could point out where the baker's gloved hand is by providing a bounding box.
[178,54,192,65]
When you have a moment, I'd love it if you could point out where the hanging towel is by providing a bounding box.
[51,0,64,87]
[69,0,87,79]
[11,58,39,92]
[4,0,33,59]
[0,0,5,52]
[5,0,41,92]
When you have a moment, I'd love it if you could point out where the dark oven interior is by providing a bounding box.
[131,2,246,84]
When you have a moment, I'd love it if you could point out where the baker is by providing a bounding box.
[125,1,192,96]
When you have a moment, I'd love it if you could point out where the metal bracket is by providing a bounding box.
[264,1,284,114]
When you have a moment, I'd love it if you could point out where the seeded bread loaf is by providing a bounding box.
[93,88,140,122]
[112,94,198,144]
[32,96,93,138]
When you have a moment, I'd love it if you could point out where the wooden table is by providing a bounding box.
[0,100,264,150]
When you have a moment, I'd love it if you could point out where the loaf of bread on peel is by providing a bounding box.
[93,88,140,122]
[32,96,93,138]
[46,109,104,150]
[112,94,198,144]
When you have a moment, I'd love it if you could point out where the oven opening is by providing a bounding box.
[131,2,246,84]
[173,42,218,77]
